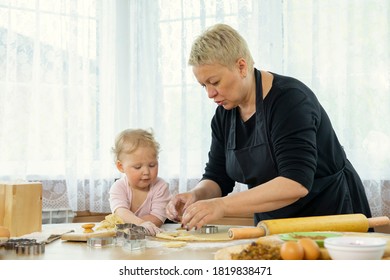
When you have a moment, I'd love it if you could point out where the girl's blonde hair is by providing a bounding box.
[112,128,160,162]
[188,23,254,69]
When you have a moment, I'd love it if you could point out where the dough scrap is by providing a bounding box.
[163,241,187,248]
[95,213,124,231]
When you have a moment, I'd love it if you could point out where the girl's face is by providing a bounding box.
[116,146,158,190]
[192,61,248,110]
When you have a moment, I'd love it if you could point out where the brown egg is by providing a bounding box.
[0,226,10,238]
[280,241,304,260]
[298,238,321,260]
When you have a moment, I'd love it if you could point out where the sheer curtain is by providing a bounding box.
[1,0,389,217]
[154,0,390,217]
[0,0,117,212]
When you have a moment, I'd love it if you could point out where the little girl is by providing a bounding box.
[109,128,171,236]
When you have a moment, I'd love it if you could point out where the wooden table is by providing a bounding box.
[2,223,390,280]
[2,223,390,260]
[0,223,256,260]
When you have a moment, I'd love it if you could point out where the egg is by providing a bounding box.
[280,241,304,260]
[298,238,321,260]
[0,226,10,238]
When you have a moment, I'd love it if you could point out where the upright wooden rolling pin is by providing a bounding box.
[228,213,390,240]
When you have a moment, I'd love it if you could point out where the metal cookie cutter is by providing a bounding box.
[16,241,45,255]
[2,239,45,255]
[87,237,115,248]
[199,225,218,234]
[2,238,34,250]
[115,223,146,251]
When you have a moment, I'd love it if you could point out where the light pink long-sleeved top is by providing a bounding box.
[109,176,171,222]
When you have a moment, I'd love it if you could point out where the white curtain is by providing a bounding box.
[0,0,117,212]
[1,0,389,217]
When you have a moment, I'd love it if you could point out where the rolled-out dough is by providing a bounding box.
[156,225,233,242]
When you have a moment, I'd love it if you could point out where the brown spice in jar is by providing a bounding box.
[231,242,281,260]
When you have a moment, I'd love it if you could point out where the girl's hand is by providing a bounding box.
[140,221,163,236]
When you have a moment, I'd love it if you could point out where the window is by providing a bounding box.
[1,0,389,217]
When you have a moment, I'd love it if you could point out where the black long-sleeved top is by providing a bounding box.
[202,70,372,224]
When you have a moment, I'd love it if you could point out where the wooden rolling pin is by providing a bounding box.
[228,213,390,240]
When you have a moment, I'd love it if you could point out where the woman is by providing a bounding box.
[166,23,372,230]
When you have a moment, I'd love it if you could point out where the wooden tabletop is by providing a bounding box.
[0,223,256,260]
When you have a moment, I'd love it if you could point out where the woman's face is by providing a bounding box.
[192,62,247,110]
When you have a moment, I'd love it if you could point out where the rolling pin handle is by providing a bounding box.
[228,227,266,240]
[367,216,390,228]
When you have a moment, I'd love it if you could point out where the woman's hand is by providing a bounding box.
[166,180,223,226]
[180,198,225,231]
[166,192,196,222]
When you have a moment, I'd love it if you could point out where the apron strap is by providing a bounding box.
[254,69,278,173]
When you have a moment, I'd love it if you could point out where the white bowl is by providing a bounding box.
[324,236,386,260]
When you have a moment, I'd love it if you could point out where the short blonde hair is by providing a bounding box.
[112,128,160,162]
[188,23,254,69]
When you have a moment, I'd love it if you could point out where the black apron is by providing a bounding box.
[226,70,278,224]
[225,70,278,193]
